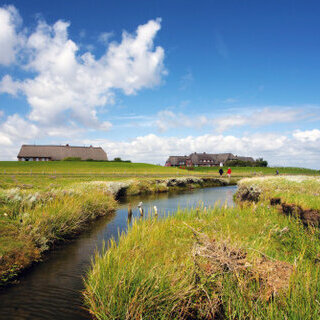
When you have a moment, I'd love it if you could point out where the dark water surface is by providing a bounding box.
[0,186,237,320]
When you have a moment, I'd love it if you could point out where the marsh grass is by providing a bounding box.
[238,176,320,211]
[84,199,320,319]
[0,184,117,285]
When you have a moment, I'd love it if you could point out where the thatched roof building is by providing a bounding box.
[165,152,254,167]
[17,144,108,161]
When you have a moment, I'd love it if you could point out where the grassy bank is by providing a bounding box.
[0,176,230,286]
[84,176,320,319]
[0,184,117,285]
[237,176,320,211]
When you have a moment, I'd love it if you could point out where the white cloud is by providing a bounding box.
[0,7,166,130]
[154,107,307,133]
[84,131,320,169]
[0,5,23,65]
[0,75,21,95]
[1,114,39,140]
[98,31,114,44]
[0,114,40,159]
[100,130,317,167]
[293,129,320,142]
[99,121,113,131]
[156,109,208,132]
[213,107,304,132]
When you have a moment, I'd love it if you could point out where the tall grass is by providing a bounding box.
[0,184,117,285]
[238,176,320,210]
[0,176,228,285]
[84,200,320,319]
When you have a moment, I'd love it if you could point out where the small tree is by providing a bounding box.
[255,158,268,167]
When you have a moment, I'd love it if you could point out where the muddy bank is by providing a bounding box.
[270,199,320,228]
[235,184,261,203]
[102,176,233,199]
[235,184,320,228]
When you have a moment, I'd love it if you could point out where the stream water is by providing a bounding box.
[0,185,237,320]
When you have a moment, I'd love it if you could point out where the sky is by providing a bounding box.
[0,0,319,168]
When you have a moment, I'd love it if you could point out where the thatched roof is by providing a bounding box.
[17,145,108,161]
[166,152,254,165]
[166,156,190,166]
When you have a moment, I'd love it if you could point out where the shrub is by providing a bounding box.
[62,157,82,161]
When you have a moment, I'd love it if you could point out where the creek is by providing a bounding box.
[0,185,237,320]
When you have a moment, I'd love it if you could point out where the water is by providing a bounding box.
[0,185,237,320]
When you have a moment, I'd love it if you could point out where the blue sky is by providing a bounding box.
[0,0,319,168]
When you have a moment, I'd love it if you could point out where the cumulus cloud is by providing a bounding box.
[82,131,320,169]
[0,6,166,129]
[0,75,21,95]
[0,5,24,65]
[0,114,40,154]
[293,129,320,142]
[1,114,39,141]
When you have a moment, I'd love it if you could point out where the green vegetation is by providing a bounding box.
[238,176,320,211]
[0,162,191,189]
[0,161,185,174]
[0,183,117,285]
[225,157,268,167]
[193,165,319,176]
[0,159,318,294]
[112,157,131,163]
[84,176,320,319]
[62,157,82,161]
[0,175,230,285]
[0,161,317,190]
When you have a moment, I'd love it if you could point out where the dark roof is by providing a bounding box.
[233,156,255,162]
[166,152,255,165]
[17,145,108,161]
[166,156,190,166]
[214,153,235,163]
[190,152,219,164]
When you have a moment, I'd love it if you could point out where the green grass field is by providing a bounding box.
[193,165,319,176]
[0,161,185,174]
[0,161,191,189]
[0,161,318,190]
